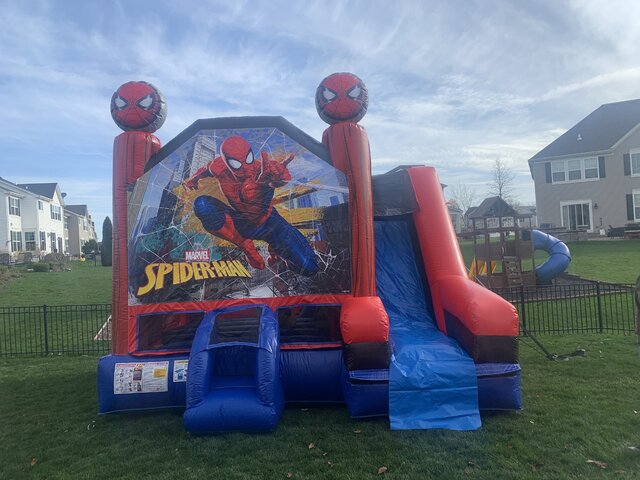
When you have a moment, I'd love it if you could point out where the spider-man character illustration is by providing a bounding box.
[315,72,368,125]
[184,136,319,277]
[110,81,167,132]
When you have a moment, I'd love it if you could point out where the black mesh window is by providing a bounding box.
[137,311,204,352]
[210,307,262,345]
[278,305,341,345]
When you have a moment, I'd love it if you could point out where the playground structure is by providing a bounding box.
[467,197,571,287]
[97,74,522,433]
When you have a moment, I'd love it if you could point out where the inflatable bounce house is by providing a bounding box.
[98,73,521,432]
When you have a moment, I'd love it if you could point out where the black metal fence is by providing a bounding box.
[491,282,637,335]
[0,304,111,356]
[0,283,636,357]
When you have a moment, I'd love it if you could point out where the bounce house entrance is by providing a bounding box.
[184,306,284,433]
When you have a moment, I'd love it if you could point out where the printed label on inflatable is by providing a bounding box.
[127,127,351,305]
[173,360,188,383]
[113,362,169,394]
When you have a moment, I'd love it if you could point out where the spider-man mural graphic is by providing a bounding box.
[184,136,319,276]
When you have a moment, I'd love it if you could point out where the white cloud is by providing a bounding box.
[1,0,639,222]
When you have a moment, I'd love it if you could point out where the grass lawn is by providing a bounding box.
[0,261,111,307]
[1,334,638,479]
[564,240,640,284]
[458,239,640,285]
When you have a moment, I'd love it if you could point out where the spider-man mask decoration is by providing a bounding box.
[110,81,167,132]
[315,72,368,125]
[220,136,259,180]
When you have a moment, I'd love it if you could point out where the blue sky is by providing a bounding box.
[2,0,640,238]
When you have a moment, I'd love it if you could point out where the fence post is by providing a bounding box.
[43,304,49,355]
[596,282,603,333]
[519,285,526,333]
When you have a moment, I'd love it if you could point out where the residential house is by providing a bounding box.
[65,204,98,256]
[0,178,66,256]
[528,99,640,232]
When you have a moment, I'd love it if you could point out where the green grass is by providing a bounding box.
[564,240,640,284]
[0,261,111,307]
[458,239,640,284]
[1,335,638,479]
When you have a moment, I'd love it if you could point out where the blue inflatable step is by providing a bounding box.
[183,305,284,434]
[374,220,481,430]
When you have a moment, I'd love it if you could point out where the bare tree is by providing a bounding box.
[448,181,478,222]
[488,157,515,201]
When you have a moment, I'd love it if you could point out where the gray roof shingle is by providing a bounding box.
[16,182,58,199]
[529,98,640,163]
[65,204,88,216]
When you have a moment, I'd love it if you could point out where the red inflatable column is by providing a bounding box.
[322,123,375,296]
[316,73,376,297]
[109,81,166,355]
[316,73,389,371]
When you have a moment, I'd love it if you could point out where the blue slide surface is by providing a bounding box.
[375,220,481,430]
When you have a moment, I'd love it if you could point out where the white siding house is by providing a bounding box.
[0,178,66,257]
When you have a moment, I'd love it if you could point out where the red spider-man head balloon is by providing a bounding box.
[110,81,167,132]
[315,72,368,125]
[220,136,258,180]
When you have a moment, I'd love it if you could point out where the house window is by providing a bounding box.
[50,204,61,221]
[40,231,46,251]
[561,201,592,231]
[10,231,22,252]
[82,218,87,231]
[551,161,565,182]
[631,149,640,176]
[551,158,599,183]
[38,200,43,210]
[567,159,581,181]
[634,190,640,220]
[9,197,20,216]
[25,232,36,251]
[584,158,599,179]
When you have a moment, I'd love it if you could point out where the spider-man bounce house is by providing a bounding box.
[97,74,521,432]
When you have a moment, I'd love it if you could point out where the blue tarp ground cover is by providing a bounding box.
[374,220,481,430]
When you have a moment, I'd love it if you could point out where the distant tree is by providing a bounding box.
[488,157,516,202]
[101,217,113,267]
[81,239,99,255]
[448,181,478,223]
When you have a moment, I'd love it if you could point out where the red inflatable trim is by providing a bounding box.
[407,166,518,337]
[339,296,389,344]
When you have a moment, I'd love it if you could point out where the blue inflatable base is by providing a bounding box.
[97,354,190,414]
[281,349,344,403]
[341,368,389,418]
[183,376,284,433]
[477,363,522,411]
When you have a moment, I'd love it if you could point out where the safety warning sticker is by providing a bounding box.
[173,360,188,383]
[114,362,169,394]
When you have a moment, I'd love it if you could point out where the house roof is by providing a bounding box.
[514,205,536,217]
[0,177,49,199]
[469,196,519,219]
[529,98,640,164]
[65,204,88,216]
[17,182,58,199]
